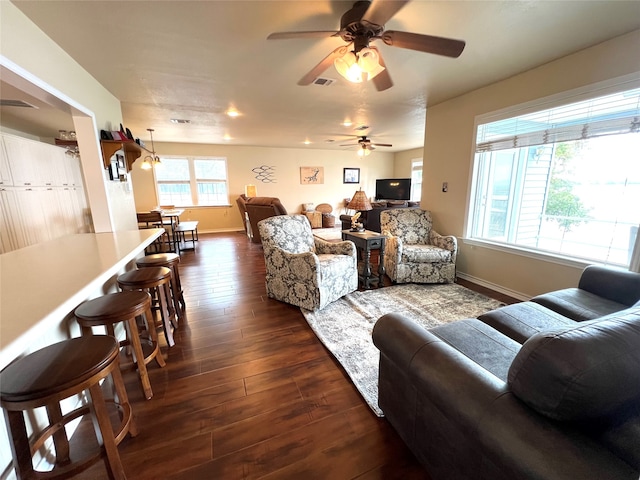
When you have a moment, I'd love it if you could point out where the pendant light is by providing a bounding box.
[141,128,161,170]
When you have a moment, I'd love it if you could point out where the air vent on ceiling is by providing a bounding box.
[312,77,335,86]
[170,118,191,124]
[355,125,369,131]
[0,99,38,108]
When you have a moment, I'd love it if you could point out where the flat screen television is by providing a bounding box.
[375,178,411,201]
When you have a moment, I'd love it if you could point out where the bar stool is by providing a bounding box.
[75,291,165,400]
[136,253,186,321]
[0,335,137,480]
[117,267,176,348]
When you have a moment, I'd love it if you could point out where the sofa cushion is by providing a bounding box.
[430,318,521,381]
[478,301,574,343]
[531,288,630,321]
[508,308,640,421]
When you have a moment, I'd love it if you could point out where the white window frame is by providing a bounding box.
[465,74,640,269]
[410,159,423,202]
[154,156,229,207]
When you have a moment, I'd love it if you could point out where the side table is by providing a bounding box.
[342,229,386,288]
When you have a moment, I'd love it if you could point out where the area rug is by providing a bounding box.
[301,283,504,416]
[312,227,343,242]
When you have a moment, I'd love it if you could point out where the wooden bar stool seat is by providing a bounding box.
[0,335,137,480]
[136,253,186,320]
[74,291,165,400]
[117,267,176,348]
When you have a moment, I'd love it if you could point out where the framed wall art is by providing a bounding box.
[300,166,324,184]
[343,167,360,184]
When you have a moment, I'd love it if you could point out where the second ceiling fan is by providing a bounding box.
[341,135,392,156]
[267,0,466,91]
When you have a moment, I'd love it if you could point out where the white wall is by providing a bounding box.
[0,1,137,233]
[131,142,395,232]
[422,29,640,298]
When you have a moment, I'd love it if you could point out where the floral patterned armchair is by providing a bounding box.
[380,209,457,284]
[258,215,358,311]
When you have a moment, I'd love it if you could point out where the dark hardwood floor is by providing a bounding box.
[72,231,513,480]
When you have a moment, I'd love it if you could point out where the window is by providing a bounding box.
[411,159,423,201]
[468,85,640,268]
[155,156,228,206]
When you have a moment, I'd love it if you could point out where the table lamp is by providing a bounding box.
[347,189,372,231]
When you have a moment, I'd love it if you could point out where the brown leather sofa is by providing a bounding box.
[237,195,287,243]
[373,265,640,480]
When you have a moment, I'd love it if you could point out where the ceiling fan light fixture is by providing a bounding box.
[357,145,371,157]
[334,51,364,83]
[335,47,385,84]
[358,48,377,72]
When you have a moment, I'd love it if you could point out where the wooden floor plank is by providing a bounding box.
[64,231,514,479]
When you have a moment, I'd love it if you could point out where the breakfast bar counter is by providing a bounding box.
[0,229,163,370]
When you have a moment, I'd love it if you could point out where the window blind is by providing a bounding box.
[476,88,640,152]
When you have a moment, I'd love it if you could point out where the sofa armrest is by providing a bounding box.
[579,265,640,307]
[373,312,437,370]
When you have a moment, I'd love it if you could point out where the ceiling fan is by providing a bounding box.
[267,0,465,91]
[341,135,392,156]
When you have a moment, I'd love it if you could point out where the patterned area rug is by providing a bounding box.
[312,227,343,242]
[301,283,504,416]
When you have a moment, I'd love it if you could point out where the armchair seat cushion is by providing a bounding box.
[317,253,353,278]
[402,244,453,263]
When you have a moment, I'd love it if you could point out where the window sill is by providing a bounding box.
[462,237,597,270]
[171,204,232,209]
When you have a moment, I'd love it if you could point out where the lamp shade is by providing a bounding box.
[357,145,371,157]
[347,189,372,211]
[245,184,257,198]
[141,156,153,170]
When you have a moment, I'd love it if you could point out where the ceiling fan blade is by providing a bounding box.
[267,31,339,40]
[382,31,465,58]
[339,143,359,147]
[298,44,351,86]
[361,0,409,27]
[369,46,393,92]
[371,142,392,147]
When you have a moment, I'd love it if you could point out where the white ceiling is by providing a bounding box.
[4,0,640,153]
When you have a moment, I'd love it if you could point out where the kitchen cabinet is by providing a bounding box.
[0,133,91,253]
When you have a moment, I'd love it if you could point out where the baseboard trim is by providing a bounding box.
[456,272,529,302]
[198,228,245,234]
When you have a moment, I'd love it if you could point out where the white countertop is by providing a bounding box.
[0,229,163,370]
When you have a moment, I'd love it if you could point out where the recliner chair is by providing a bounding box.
[240,196,287,243]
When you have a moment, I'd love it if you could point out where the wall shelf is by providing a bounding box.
[54,139,78,147]
[99,140,151,172]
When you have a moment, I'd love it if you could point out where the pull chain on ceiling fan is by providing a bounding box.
[267,0,465,91]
